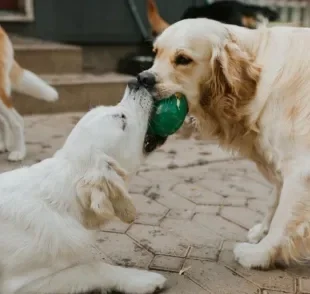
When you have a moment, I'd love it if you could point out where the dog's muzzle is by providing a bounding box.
[126,78,167,154]
[137,71,156,90]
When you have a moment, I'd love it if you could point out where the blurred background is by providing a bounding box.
[0,0,308,116]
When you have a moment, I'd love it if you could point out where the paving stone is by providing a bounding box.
[99,221,129,233]
[183,259,260,294]
[188,245,220,261]
[221,207,262,230]
[129,175,152,194]
[172,165,218,182]
[149,256,184,272]
[222,196,248,207]
[206,160,256,176]
[88,244,114,264]
[161,218,222,249]
[160,272,211,293]
[220,249,295,293]
[145,138,234,170]
[127,224,189,257]
[131,193,169,226]
[166,208,195,220]
[221,240,236,251]
[193,213,247,241]
[245,169,271,188]
[173,183,224,205]
[262,291,288,294]
[159,139,235,162]
[285,263,310,278]
[218,246,239,266]
[195,205,220,215]
[142,148,177,170]
[198,175,271,200]
[0,159,19,173]
[96,232,153,269]
[140,170,182,189]
[144,184,197,212]
[300,278,310,293]
[248,199,268,215]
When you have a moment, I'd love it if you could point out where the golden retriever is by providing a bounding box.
[137,18,310,269]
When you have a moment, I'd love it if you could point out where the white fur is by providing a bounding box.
[0,85,166,294]
[12,69,59,102]
[3,68,59,161]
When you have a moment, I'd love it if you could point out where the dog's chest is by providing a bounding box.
[253,118,295,181]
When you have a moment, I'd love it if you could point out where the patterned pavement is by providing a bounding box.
[1,113,310,294]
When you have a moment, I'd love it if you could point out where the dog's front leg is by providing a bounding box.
[234,170,308,269]
[247,163,282,244]
[16,261,166,294]
[247,182,282,244]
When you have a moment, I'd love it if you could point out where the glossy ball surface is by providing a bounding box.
[148,94,188,137]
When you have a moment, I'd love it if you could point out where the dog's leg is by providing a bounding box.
[6,109,25,161]
[234,171,306,269]
[0,113,13,152]
[0,119,6,152]
[247,183,282,243]
[0,102,26,161]
[17,261,166,294]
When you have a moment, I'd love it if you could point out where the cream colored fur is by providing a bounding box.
[145,18,310,269]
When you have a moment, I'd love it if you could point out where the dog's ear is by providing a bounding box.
[204,39,261,123]
[77,156,136,227]
[147,0,169,36]
[103,159,136,223]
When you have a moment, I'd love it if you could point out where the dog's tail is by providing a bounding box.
[10,60,59,102]
[147,0,169,36]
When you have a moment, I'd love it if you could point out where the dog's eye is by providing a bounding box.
[175,55,193,66]
[121,113,126,119]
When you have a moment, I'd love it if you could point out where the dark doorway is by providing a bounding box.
[0,0,19,11]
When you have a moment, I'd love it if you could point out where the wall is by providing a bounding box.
[1,0,206,44]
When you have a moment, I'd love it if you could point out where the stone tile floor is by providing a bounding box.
[1,113,310,294]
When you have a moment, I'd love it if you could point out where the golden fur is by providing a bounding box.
[144,18,310,269]
[0,26,58,161]
[0,27,13,108]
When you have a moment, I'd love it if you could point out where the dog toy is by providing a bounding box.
[148,93,188,137]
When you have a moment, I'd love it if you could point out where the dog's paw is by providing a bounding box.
[121,270,166,294]
[247,223,268,244]
[8,150,26,161]
[234,242,271,269]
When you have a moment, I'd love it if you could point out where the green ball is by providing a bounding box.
[148,94,188,137]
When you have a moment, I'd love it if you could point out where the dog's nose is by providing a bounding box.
[128,78,139,90]
[137,71,156,88]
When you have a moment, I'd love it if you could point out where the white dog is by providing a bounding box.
[0,79,167,294]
